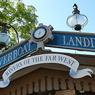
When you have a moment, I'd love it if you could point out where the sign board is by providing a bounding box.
[0,41,37,68]
[0,24,93,88]
[0,30,95,69]
[0,53,92,88]
[46,31,95,51]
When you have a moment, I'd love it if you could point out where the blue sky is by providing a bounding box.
[23,0,95,55]
[23,0,95,33]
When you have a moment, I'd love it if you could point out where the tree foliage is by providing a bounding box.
[0,0,38,48]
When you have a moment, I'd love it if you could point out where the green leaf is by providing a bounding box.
[0,0,38,51]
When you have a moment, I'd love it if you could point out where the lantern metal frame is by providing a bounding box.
[66,3,88,31]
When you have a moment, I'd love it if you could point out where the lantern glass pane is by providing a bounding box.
[69,14,86,26]
[0,33,10,45]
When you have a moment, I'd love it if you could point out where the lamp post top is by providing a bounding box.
[72,3,80,14]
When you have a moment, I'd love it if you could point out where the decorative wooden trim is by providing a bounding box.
[0,69,95,95]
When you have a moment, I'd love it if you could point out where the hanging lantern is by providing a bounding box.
[0,22,19,49]
[0,25,10,49]
[66,4,88,31]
